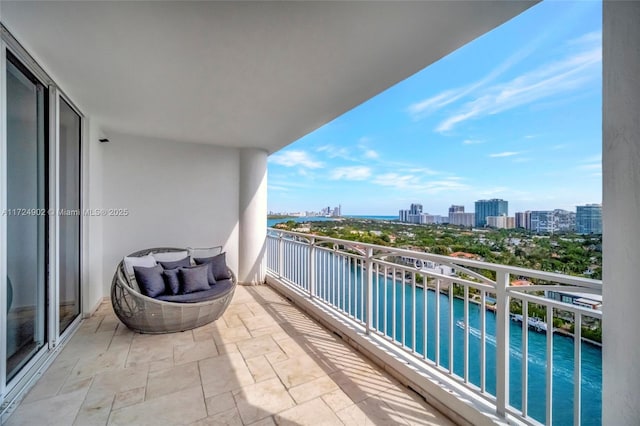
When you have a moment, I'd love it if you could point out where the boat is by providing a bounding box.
[510,313,548,332]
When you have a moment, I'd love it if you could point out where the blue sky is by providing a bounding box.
[268,1,602,216]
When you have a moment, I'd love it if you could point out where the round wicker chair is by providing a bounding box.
[111,247,236,334]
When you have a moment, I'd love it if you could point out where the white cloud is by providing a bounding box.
[362,149,379,159]
[330,166,372,181]
[406,167,439,176]
[567,31,601,46]
[579,163,601,171]
[407,89,468,119]
[423,179,470,192]
[578,154,602,174]
[316,145,351,160]
[489,151,520,158]
[372,173,468,194]
[269,150,324,169]
[463,139,484,145]
[478,186,510,196]
[435,37,601,132]
[373,173,419,189]
[408,38,542,120]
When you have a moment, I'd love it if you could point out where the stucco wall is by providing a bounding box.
[99,133,240,296]
[602,1,640,424]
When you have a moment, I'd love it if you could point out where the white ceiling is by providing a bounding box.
[2,1,536,153]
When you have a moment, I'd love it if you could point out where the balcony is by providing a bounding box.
[0,1,638,424]
[265,229,602,426]
[4,284,453,425]
[3,231,603,425]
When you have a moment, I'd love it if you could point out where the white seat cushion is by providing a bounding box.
[152,250,188,262]
[187,246,222,259]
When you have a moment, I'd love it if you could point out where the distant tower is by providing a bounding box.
[448,205,464,223]
[530,211,555,234]
[515,211,531,229]
[474,199,508,227]
[449,205,464,214]
[576,204,602,234]
[408,203,423,224]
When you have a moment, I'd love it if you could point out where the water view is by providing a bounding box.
[268,229,602,425]
[336,263,601,425]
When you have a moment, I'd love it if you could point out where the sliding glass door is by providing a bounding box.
[58,98,81,333]
[5,53,48,382]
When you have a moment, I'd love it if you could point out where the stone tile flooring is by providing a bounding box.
[6,285,454,425]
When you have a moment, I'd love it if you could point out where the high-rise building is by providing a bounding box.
[448,205,464,223]
[553,209,576,232]
[486,215,515,229]
[408,203,423,224]
[421,214,445,224]
[515,211,531,229]
[528,210,576,234]
[576,204,602,234]
[399,203,424,224]
[530,211,555,234]
[474,199,508,227]
[409,203,423,215]
[448,205,464,214]
[449,212,475,227]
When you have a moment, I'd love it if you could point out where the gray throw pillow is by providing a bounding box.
[162,268,181,295]
[179,264,210,293]
[123,254,157,282]
[133,265,166,298]
[194,252,231,281]
[159,257,191,270]
[193,258,217,285]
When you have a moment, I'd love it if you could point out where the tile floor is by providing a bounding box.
[6,285,455,425]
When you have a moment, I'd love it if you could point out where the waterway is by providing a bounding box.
[270,234,602,425]
[318,263,602,425]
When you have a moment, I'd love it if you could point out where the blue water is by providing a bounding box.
[281,249,602,425]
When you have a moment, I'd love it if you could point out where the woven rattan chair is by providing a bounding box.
[111,247,236,334]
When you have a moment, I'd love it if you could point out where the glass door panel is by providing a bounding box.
[58,98,81,332]
[5,54,48,382]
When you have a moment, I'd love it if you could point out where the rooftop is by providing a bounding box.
[6,285,452,426]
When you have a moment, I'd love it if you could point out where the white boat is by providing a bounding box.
[510,314,548,332]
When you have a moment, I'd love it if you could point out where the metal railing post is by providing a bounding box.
[495,270,510,418]
[278,233,284,278]
[365,247,374,335]
[308,237,316,298]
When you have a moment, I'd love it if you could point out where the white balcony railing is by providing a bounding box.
[266,228,602,426]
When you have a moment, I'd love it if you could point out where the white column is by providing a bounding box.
[238,148,267,285]
[603,2,640,425]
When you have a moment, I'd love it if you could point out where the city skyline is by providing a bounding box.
[267,1,602,216]
[272,199,601,220]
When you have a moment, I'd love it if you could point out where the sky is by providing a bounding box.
[267,1,602,217]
